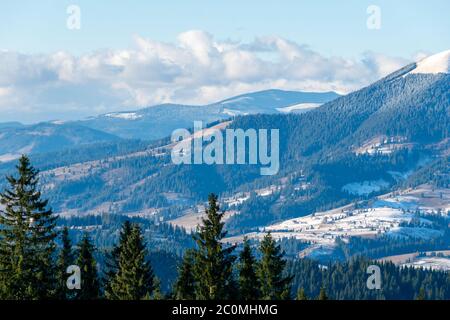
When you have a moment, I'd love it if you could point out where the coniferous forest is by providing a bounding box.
[0,156,449,300]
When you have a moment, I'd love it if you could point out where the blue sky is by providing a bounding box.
[1,0,449,56]
[0,0,449,122]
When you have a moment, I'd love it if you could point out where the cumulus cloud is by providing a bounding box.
[0,31,411,122]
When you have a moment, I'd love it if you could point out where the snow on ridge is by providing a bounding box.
[276,103,322,113]
[105,112,142,120]
[410,49,450,75]
[222,108,248,116]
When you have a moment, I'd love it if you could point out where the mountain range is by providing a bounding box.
[0,49,449,265]
[0,89,340,161]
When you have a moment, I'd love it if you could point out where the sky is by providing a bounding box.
[0,0,449,123]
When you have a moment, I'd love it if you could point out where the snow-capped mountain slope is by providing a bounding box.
[410,50,450,75]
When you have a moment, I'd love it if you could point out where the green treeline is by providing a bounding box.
[1,156,449,300]
[0,156,290,300]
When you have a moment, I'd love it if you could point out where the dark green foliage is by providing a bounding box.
[416,287,426,300]
[192,194,237,300]
[75,234,100,300]
[173,249,196,300]
[152,277,164,300]
[106,223,154,300]
[0,155,58,299]
[104,220,133,297]
[56,227,75,299]
[256,233,292,300]
[288,257,450,300]
[318,287,328,300]
[296,287,308,300]
[238,238,260,300]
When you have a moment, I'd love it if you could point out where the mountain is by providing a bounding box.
[0,122,24,129]
[0,122,120,163]
[216,89,339,114]
[78,89,340,140]
[0,50,448,265]
[0,89,339,161]
[409,49,450,75]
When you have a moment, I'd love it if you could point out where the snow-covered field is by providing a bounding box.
[225,184,450,258]
[403,257,450,271]
[380,251,450,271]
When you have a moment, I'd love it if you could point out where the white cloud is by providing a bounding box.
[0,30,411,123]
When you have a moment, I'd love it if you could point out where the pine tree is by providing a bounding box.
[318,287,328,300]
[296,287,308,300]
[192,194,236,300]
[75,233,100,300]
[107,224,154,300]
[152,277,164,300]
[174,249,196,300]
[0,155,58,299]
[238,237,259,300]
[56,227,75,299]
[256,233,292,300]
[416,287,426,300]
[104,221,132,297]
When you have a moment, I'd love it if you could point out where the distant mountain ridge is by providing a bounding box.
[78,89,340,140]
[0,89,340,160]
[0,122,119,163]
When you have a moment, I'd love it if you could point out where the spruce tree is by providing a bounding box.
[152,277,164,300]
[238,238,259,300]
[318,287,328,300]
[192,194,236,300]
[256,233,291,300]
[416,287,426,300]
[296,287,308,300]
[75,233,100,300]
[56,227,75,299]
[174,249,196,300]
[107,224,154,300]
[104,221,132,297]
[0,155,58,299]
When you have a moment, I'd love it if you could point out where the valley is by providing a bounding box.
[0,50,449,272]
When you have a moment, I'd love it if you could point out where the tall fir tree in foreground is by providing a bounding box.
[152,277,163,300]
[75,233,100,300]
[173,249,196,300]
[104,220,132,297]
[256,233,292,300]
[296,287,308,300]
[56,227,75,299]
[238,238,260,300]
[192,194,236,300]
[318,287,328,300]
[0,155,58,299]
[106,223,154,300]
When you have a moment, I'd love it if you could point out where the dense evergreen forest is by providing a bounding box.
[0,156,449,300]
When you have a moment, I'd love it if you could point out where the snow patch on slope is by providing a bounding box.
[105,112,142,120]
[410,50,450,75]
[276,103,321,113]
